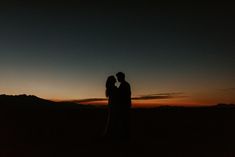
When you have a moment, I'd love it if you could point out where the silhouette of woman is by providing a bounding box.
[104,75,119,139]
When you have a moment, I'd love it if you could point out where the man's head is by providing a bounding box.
[116,72,125,83]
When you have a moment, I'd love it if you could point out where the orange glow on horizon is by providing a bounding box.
[78,99,214,108]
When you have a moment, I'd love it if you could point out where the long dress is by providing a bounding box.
[104,86,119,138]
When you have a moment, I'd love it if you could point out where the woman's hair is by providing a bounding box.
[105,75,116,97]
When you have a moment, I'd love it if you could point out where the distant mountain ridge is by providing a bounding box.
[0,94,54,106]
[0,94,91,109]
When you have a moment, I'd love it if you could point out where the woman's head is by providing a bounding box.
[106,75,116,97]
[106,75,116,88]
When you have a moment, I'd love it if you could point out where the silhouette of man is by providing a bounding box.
[116,72,131,140]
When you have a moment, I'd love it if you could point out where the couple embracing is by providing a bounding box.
[105,72,131,140]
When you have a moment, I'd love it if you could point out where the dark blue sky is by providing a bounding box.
[0,1,234,105]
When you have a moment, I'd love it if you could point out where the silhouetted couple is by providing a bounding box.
[105,72,131,141]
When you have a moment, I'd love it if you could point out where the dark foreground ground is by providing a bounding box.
[0,97,235,157]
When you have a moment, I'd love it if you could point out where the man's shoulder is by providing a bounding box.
[122,81,130,88]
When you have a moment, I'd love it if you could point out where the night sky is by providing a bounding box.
[0,1,235,106]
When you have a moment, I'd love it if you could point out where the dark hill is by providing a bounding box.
[0,94,92,110]
[0,94,53,106]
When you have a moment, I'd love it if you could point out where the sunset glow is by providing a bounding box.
[0,3,234,107]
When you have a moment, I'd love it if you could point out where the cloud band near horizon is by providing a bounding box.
[70,92,186,104]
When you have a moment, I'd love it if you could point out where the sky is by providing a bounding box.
[0,1,235,106]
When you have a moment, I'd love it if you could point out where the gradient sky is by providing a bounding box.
[0,1,235,106]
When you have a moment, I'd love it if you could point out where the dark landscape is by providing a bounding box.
[0,95,235,157]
